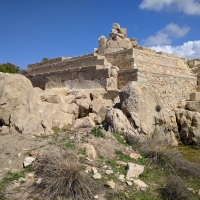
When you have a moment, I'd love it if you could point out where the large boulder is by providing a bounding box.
[175,108,200,144]
[106,108,138,136]
[119,82,177,135]
[0,73,77,136]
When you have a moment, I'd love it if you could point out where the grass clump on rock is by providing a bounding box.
[90,127,105,138]
[34,147,95,200]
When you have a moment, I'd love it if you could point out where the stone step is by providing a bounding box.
[26,57,106,76]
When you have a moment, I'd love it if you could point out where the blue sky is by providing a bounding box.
[0,0,200,69]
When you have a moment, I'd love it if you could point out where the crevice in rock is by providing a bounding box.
[0,119,4,127]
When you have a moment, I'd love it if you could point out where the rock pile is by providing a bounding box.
[98,23,138,55]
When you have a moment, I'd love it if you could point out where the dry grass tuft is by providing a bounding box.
[139,128,170,162]
[163,175,190,200]
[34,147,94,200]
[163,150,200,179]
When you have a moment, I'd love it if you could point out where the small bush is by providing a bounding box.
[90,127,105,138]
[163,175,189,200]
[34,147,94,200]
[155,105,162,112]
[139,128,169,162]
[163,150,200,179]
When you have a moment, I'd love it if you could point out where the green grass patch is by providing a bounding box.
[112,132,128,146]
[0,166,33,199]
[90,127,105,138]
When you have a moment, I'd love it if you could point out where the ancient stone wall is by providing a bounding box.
[21,23,199,111]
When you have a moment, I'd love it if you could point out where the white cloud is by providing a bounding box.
[150,40,200,59]
[142,31,171,46]
[139,0,200,15]
[165,23,190,38]
[142,23,190,46]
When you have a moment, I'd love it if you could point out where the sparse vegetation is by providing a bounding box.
[33,147,95,200]
[0,62,20,74]
[162,175,190,200]
[155,104,162,112]
[90,127,105,138]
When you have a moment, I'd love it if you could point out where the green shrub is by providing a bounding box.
[155,105,162,112]
[90,127,105,138]
[0,62,20,73]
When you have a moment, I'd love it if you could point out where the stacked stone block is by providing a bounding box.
[21,23,198,110]
[98,23,138,55]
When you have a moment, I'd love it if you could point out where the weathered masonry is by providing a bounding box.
[21,23,199,109]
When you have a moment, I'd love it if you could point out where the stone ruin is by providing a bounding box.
[21,23,200,110]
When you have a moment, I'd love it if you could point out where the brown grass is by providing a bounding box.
[162,175,190,200]
[33,147,95,200]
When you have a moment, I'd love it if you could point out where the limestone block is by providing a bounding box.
[90,99,113,113]
[130,38,137,41]
[86,144,96,160]
[0,126,10,135]
[98,35,107,55]
[111,29,118,34]
[89,113,97,121]
[131,40,138,47]
[119,28,127,37]
[73,117,95,129]
[76,98,91,117]
[133,179,148,191]
[90,88,106,99]
[186,101,200,112]
[126,163,144,180]
[107,40,119,49]
[59,103,79,118]
[116,35,122,43]
[190,92,200,101]
[109,32,125,39]
[119,39,132,49]
[52,113,74,129]
[63,94,75,103]
[41,94,65,104]
[106,108,136,134]
[104,48,124,54]
[98,35,107,46]
[112,23,120,29]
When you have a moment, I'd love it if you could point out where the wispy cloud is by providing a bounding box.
[142,23,190,46]
[139,0,200,15]
[150,40,200,59]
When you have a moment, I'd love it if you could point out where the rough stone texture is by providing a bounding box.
[93,173,102,180]
[0,73,78,136]
[119,39,132,49]
[112,23,120,29]
[105,180,115,189]
[75,99,91,117]
[175,108,200,144]
[106,108,138,136]
[133,179,148,191]
[0,126,10,135]
[23,157,35,168]
[85,144,97,160]
[41,94,65,104]
[73,117,95,129]
[90,99,113,114]
[119,82,177,135]
[126,162,144,180]
[129,153,142,159]
[190,92,200,101]
[98,35,107,55]
[186,101,200,112]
